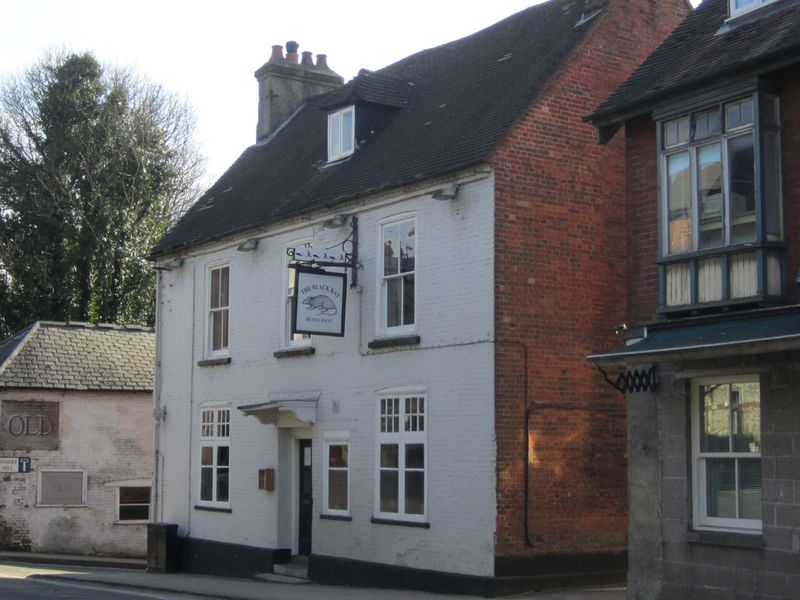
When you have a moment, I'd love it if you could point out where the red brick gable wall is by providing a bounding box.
[625,64,800,324]
[490,0,691,564]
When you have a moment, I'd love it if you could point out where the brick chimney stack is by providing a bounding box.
[254,41,344,142]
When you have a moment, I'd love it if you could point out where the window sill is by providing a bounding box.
[197,357,231,367]
[273,346,315,359]
[370,517,429,529]
[367,335,421,350]
[320,513,352,522]
[114,520,150,525]
[686,530,763,549]
[194,505,232,513]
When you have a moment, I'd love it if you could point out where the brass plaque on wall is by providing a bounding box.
[0,400,60,451]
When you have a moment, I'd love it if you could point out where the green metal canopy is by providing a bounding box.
[588,309,800,366]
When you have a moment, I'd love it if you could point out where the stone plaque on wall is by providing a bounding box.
[0,400,60,451]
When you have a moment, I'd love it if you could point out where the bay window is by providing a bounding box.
[659,92,782,311]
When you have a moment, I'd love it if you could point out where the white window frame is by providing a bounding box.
[284,239,313,348]
[322,431,350,517]
[327,105,355,162]
[691,375,762,533]
[377,214,417,335]
[729,0,778,18]
[198,405,231,509]
[37,468,87,507]
[374,387,427,523]
[105,479,151,523]
[206,262,230,357]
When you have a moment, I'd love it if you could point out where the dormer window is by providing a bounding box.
[328,105,355,162]
[729,0,778,18]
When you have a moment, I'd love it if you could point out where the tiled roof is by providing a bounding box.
[590,0,800,124]
[0,322,155,392]
[152,0,600,257]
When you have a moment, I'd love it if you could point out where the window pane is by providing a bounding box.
[210,269,220,309]
[217,468,229,502]
[380,471,398,512]
[706,458,736,518]
[328,470,348,510]
[120,487,150,504]
[697,143,723,249]
[402,275,415,326]
[664,116,690,147]
[201,446,213,466]
[399,222,415,274]
[732,382,760,453]
[383,224,400,275]
[763,130,782,242]
[329,113,340,157]
[406,444,424,469]
[217,446,229,467]
[728,134,755,245]
[200,466,213,501]
[219,267,229,307]
[119,504,150,521]
[221,309,229,349]
[667,152,692,254]
[701,384,730,453]
[212,311,224,351]
[405,471,424,515]
[341,110,353,153]
[329,444,348,467]
[381,444,398,468]
[694,108,721,140]
[739,459,761,520]
[726,98,753,129]
[387,277,401,327]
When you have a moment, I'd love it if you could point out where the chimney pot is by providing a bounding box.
[270,45,284,61]
[316,54,329,69]
[286,40,299,64]
[301,51,314,66]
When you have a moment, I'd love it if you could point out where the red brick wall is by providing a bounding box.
[490,0,691,562]
[626,64,800,323]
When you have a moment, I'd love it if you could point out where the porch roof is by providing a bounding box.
[588,309,800,366]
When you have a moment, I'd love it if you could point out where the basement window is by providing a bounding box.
[328,105,355,162]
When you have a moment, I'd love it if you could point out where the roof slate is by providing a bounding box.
[152,0,599,257]
[590,0,800,123]
[0,322,155,392]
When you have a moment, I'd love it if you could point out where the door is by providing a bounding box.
[298,439,313,555]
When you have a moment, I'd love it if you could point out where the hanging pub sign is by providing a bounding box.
[292,266,347,337]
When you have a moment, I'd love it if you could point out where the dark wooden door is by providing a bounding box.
[298,439,312,555]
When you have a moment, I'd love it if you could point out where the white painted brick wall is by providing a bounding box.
[0,390,152,557]
[156,173,497,576]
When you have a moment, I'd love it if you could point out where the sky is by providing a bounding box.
[2,0,702,187]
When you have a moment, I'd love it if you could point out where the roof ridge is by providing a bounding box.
[38,321,154,332]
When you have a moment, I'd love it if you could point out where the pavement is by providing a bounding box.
[0,551,627,600]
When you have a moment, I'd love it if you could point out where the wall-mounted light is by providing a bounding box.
[431,183,460,201]
[323,214,349,229]
[237,238,259,252]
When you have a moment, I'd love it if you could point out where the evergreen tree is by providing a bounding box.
[0,52,203,336]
